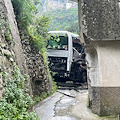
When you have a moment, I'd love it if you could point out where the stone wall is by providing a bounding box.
[0,0,52,98]
[0,0,27,98]
[21,37,52,96]
[3,0,28,73]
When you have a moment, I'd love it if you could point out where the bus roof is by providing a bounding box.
[48,31,79,39]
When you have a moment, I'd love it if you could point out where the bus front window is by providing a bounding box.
[47,36,68,50]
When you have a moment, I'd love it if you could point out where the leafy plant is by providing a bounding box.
[34,92,51,104]
[28,15,50,62]
[52,80,57,94]
[36,16,50,38]
[12,0,50,63]
[33,79,57,104]
[11,0,37,31]
[0,66,39,119]
[11,0,56,108]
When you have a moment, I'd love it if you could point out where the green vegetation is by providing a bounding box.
[0,19,14,44]
[11,0,37,31]
[11,0,57,101]
[34,92,51,104]
[11,0,49,59]
[4,24,12,42]
[45,8,79,34]
[33,79,57,104]
[0,66,39,120]
[52,80,58,93]
[28,15,50,60]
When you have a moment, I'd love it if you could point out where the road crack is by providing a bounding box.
[53,94,64,117]
[57,90,76,98]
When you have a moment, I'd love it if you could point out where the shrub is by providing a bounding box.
[12,0,50,62]
[0,66,39,120]
[28,16,50,62]
[11,0,37,31]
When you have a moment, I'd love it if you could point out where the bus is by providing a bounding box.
[47,31,87,83]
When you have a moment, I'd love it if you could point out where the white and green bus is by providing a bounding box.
[47,31,87,83]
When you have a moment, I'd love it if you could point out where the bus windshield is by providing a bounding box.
[47,36,68,50]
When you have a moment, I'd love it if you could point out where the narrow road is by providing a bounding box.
[34,89,118,120]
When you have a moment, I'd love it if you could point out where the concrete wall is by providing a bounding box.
[87,41,120,116]
[86,45,99,87]
[98,41,120,87]
[82,0,120,40]
[80,0,120,116]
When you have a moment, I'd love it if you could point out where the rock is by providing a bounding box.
[2,30,4,33]
[1,56,10,67]
[0,74,3,99]
[1,43,6,48]
[0,84,3,90]
[39,75,43,79]
[0,87,5,99]
[2,88,5,96]
[0,74,3,84]
[2,49,11,56]
[10,57,14,62]
[21,36,52,96]
[0,91,3,99]
[0,56,2,66]
[11,50,15,57]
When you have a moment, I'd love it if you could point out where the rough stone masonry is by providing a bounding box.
[0,0,52,98]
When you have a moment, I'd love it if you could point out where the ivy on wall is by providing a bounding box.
[0,66,39,119]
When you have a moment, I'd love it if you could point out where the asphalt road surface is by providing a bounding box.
[34,89,118,120]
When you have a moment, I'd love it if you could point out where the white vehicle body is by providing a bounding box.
[47,31,87,83]
[48,31,79,73]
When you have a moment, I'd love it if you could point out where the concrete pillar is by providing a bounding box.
[87,40,120,116]
[86,43,100,114]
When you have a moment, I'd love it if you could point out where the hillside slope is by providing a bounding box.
[38,0,77,11]
[37,0,78,33]
[45,8,78,33]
